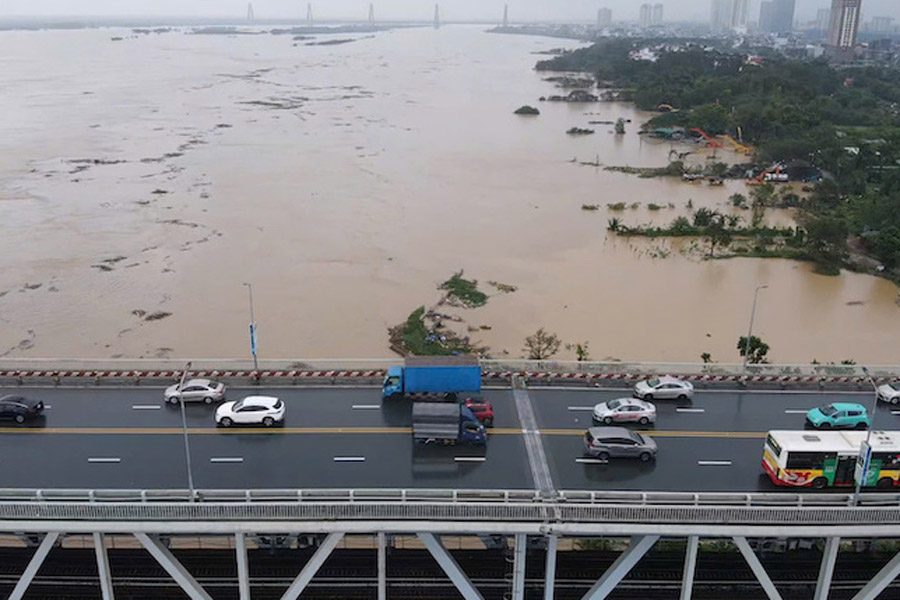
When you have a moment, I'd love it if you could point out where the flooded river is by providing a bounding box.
[0,25,898,363]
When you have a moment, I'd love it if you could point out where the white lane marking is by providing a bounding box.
[132,404,162,410]
[568,406,595,411]
[88,457,121,464]
[676,408,705,413]
[784,409,810,414]
[43,405,51,409]
[333,456,366,462]
[351,404,380,410]
[210,457,244,463]
[891,410,900,415]
[698,460,732,466]
[454,456,486,463]
[576,458,608,464]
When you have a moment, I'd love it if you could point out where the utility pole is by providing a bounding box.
[177,362,196,501]
[243,283,258,371]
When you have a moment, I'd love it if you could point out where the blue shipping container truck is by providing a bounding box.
[382,356,481,400]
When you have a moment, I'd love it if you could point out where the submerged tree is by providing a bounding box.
[524,328,562,360]
[737,335,770,364]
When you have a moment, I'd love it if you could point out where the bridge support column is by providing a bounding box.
[679,535,699,600]
[733,536,783,600]
[581,535,660,600]
[814,536,840,600]
[544,534,558,600]
[281,532,343,600]
[512,533,527,600]
[9,531,59,600]
[235,532,251,600]
[93,533,115,600]
[851,546,900,600]
[418,533,484,600]
[135,533,212,600]
[377,532,386,600]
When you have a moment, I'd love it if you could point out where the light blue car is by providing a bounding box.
[806,403,870,430]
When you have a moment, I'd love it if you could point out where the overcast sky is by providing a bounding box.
[3,0,899,23]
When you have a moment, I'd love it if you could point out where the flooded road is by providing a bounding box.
[0,25,897,363]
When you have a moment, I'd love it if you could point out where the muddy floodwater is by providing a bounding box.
[0,25,898,363]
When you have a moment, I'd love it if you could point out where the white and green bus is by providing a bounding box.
[763,430,900,489]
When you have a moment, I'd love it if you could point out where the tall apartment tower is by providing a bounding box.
[828,0,862,49]
[711,0,749,30]
[760,0,795,33]
[597,7,612,28]
[639,4,652,28]
[816,8,831,30]
[246,2,254,21]
[368,3,375,23]
[503,4,508,27]
[652,3,664,25]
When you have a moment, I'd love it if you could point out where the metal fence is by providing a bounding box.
[0,489,898,526]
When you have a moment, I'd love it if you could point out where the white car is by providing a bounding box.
[877,383,900,404]
[593,398,656,425]
[215,395,285,428]
[633,376,694,400]
[164,379,226,404]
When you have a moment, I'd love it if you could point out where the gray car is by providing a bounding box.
[583,426,657,462]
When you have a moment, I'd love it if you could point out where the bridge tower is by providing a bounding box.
[368,3,375,23]
[247,2,254,22]
[434,4,440,29]
[503,4,508,27]
[306,3,313,25]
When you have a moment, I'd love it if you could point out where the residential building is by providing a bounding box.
[639,4,652,29]
[870,17,894,33]
[711,0,749,30]
[597,7,612,28]
[652,4,664,26]
[760,0,795,33]
[816,8,831,30]
[828,0,862,49]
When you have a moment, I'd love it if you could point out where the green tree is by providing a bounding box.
[706,214,732,257]
[737,335,770,364]
[524,328,562,360]
[803,214,849,270]
[688,103,731,135]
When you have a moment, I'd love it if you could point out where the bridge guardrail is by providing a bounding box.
[0,359,896,387]
[0,489,898,526]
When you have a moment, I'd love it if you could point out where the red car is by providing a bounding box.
[464,398,494,427]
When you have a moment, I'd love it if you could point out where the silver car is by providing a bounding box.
[633,375,693,400]
[583,427,657,462]
[164,378,227,404]
[592,398,656,425]
[877,383,900,404]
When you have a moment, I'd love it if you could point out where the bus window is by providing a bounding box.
[874,453,900,470]
[766,434,782,458]
[787,452,830,470]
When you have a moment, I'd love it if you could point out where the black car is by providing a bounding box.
[0,395,44,423]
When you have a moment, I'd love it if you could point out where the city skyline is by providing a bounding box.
[2,0,900,23]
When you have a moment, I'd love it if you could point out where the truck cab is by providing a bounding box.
[383,366,403,399]
[459,406,487,444]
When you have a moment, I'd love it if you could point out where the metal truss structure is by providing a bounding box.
[1,488,900,599]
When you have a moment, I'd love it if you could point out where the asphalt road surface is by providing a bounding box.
[0,385,892,492]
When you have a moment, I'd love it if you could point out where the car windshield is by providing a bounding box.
[647,378,660,387]
[608,399,622,409]
[819,404,837,416]
[231,400,244,411]
[626,431,643,443]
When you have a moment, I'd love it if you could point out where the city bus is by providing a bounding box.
[763,430,900,489]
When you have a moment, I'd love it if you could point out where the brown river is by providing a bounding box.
[0,25,898,363]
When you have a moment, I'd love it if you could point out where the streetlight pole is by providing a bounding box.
[855,366,880,506]
[177,361,196,502]
[743,285,768,370]
[243,283,258,371]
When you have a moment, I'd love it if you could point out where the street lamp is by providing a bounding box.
[243,283,258,371]
[855,366,881,506]
[177,361,196,502]
[743,285,768,370]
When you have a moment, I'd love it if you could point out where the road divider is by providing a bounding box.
[567,406,594,411]
[575,458,608,464]
[784,410,809,414]
[351,405,380,410]
[676,408,705,413]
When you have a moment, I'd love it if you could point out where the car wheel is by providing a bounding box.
[603,417,613,425]
[892,397,900,405]
[219,417,233,428]
[639,452,652,462]
[14,414,24,424]
[677,394,687,401]
[483,418,493,428]
[639,417,650,425]
[167,395,179,404]
[812,477,828,490]
[262,416,275,427]
[877,477,895,489]
[819,422,831,429]
[204,396,214,404]
[855,422,868,430]
[643,393,653,401]
[597,451,610,461]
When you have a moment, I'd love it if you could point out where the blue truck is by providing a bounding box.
[382,356,481,401]
[412,402,486,445]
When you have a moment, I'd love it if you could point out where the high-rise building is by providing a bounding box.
[870,16,894,33]
[760,0,795,33]
[816,8,831,30]
[639,4,652,28]
[827,0,862,49]
[597,7,612,28]
[652,4,664,26]
[711,0,749,30]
